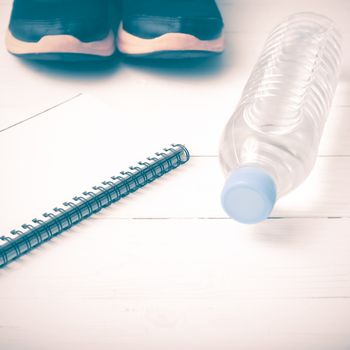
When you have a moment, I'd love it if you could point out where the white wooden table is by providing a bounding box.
[1,0,350,349]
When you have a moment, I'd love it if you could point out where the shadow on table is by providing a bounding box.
[122,53,227,78]
[17,54,122,80]
[16,51,227,80]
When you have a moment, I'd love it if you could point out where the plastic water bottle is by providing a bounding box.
[220,12,342,224]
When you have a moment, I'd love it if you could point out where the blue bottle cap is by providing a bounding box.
[221,166,277,224]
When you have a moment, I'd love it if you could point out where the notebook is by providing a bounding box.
[0,94,189,267]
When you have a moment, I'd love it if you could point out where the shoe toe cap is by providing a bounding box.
[122,15,223,40]
[9,19,110,43]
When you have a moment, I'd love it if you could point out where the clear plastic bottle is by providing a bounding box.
[220,12,342,224]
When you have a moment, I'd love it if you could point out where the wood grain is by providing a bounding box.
[0,0,349,349]
[87,156,350,219]
[1,218,350,350]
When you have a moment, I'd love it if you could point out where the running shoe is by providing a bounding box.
[6,0,116,60]
[117,0,224,58]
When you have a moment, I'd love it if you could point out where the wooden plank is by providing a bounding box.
[0,94,348,229]
[0,1,349,350]
[1,3,349,146]
[85,156,350,219]
[1,218,350,349]
[2,218,350,299]
[0,2,81,130]
[1,94,348,220]
[0,297,349,350]
[1,5,349,135]
[217,0,350,34]
[2,40,347,156]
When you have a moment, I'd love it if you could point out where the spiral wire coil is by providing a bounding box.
[0,144,190,268]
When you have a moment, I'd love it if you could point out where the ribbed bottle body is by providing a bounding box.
[220,12,342,197]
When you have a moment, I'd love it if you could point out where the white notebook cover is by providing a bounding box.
[0,94,175,235]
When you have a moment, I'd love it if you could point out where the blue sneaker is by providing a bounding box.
[117,0,224,58]
[6,0,116,60]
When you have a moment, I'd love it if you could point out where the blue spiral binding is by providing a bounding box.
[0,144,190,268]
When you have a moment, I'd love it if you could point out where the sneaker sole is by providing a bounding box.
[117,24,224,58]
[6,30,115,60]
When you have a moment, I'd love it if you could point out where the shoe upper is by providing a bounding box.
[9,0,112,43]
[122,0,224,40]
